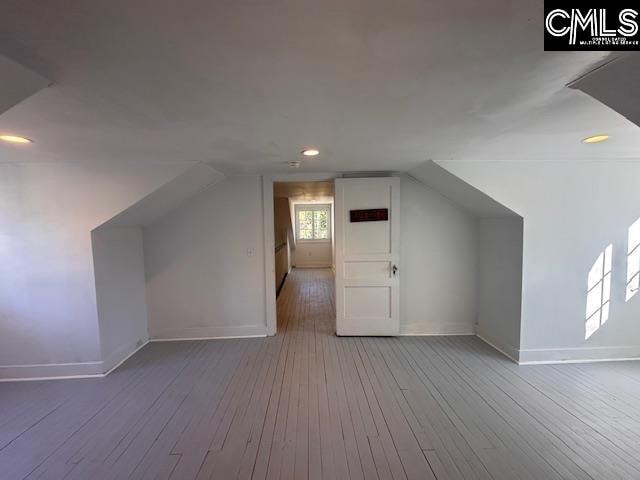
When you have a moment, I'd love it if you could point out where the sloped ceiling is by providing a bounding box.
[0,54,49,117]
[569,53,640,130]
[0,1,638,173]
[95,163,224,229]
[410,161,518,218]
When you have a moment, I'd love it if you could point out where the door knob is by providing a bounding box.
[392,264,398,277]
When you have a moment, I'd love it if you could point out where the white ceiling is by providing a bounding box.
[1,1,639,174]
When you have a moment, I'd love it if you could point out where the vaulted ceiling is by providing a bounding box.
[1,1,639,174]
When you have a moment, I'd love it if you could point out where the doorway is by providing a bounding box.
[271,181,336,335]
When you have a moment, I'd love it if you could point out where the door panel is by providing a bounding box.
[335,177,400,336]
[344,261,391,279]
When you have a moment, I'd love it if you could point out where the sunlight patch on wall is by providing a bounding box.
[585,244,612,340]
[626,218,640,302]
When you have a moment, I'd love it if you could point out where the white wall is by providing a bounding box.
[476,217,523,359]
[294,242,333,267]
[144,176,267,339]
[441,160,640,362]
[92,227,149,372]
[0,162,187,379]
[400,176,478,335]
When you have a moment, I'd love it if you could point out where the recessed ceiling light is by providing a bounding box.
[301,148,319,156]
[0,134,32,144]
[583,134,609,144]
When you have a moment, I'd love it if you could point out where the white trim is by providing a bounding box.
[400,322,474,336]
[262,176,277,336]
[102,340,149,375]
[149,334,266,342]
[0,340,151,382]
[517,344,640,364]
[262,173,340,337]
[0,333,268,382]
[517,357,640,365]
[150,324,267,340]
[476,334,640,365]
[476,333,520,363]
[399,332,474,337]
[0,373,104,382]
[0,361,103,382]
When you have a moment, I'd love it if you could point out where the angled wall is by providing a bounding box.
[144,176,267,340]
[400,175,479,335]
[476,217,523,360]
[440,160,640,363]
[90,163,224,372]
[0,162,188,379]
[408,162,524,353]
[92,227,148,372]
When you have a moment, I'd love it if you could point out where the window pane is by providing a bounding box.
[298,210,313,239]
[314,210,328,239]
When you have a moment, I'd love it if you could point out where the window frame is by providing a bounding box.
[294,203,332,243]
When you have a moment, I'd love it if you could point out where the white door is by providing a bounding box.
[334,177,400,335]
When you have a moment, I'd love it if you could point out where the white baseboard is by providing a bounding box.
[0,328,265,382]
[0,360,104,382]
[476,334,640,365]
[150,334,266,342]
[400,322,474,336]
[101,339,149,375]
[0,338,150,382]
[149,324,267,341]
[517,345,640,365]
[399,332,474,337]
[475,333,520,363]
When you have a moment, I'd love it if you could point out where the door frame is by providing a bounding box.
[262,172,340,336]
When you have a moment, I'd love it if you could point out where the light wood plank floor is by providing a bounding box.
[3,268,640,479]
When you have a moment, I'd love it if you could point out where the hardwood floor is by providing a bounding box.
[3,268,640,478]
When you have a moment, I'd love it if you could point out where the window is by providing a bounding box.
[295,204,331,241]
[585,244,612,339]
